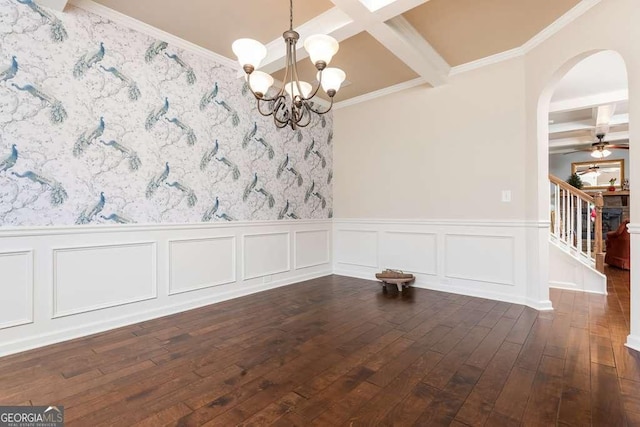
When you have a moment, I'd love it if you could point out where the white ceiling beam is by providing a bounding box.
[329,0,449,86]
[372,0,429,21]
[35,0,68,11]
[594,103,616,134]
[549,119,594,134]
[549,113,629,134]
[549,89,628,113]
[257,0,449,87]
[384,16,450,79]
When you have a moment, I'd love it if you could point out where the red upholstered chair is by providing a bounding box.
[605,219,631,270]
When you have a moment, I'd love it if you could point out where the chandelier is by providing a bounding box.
[232,0,346,130]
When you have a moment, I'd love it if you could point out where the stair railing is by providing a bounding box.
[549,174,604,272]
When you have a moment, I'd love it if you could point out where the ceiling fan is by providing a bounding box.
[564,133,629,158]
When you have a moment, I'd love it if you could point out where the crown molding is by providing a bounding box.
[67,0,238,70]
[67,0,601,109]
[334,77,425,109]
[450,0,601,76]
[449,46,524,76]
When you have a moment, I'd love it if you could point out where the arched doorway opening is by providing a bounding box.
[537,49,634,349]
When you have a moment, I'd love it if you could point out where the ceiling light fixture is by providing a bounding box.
[591,147,611,159]
[591,134,612,159]
[232,0,346,130]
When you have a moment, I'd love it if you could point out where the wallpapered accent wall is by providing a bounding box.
[0,0,333,226]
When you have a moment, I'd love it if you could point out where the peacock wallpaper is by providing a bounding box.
[0,0,333,226]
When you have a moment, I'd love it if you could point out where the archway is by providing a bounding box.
[536,49,635,349]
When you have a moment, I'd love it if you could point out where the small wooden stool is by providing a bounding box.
[379,277,414,292]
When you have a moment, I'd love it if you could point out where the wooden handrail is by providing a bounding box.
[548,174,594,203]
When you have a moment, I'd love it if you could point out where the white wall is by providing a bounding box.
[334,58,526,220]
[0,220,332,357]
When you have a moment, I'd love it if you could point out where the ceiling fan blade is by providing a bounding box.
[562,148,592,155]
[607,144,629,149]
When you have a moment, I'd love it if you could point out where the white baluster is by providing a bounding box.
[577,198,583,257]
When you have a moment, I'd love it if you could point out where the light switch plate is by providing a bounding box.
[501,190,511,202]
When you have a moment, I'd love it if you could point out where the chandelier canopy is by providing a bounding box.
[232,0,346,130]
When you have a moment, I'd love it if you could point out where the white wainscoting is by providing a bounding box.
[333,219,550,309]
[445,234,515,286]
[53,242,158,318]
[0,250,33,330]
[294,230,330,270]
[0,220,331,357]
[242,232,291,280]
[168,236,236,295]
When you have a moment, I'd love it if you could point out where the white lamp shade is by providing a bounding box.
[592,149,611,158]
[304,34,339,66]
[232,38,267,69]
[284,81,312,99]
[248,71,274,95]
[318,67,346,93]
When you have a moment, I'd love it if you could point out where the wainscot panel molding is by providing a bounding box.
[444,234,515,286]
[333,219,545,309]
[168,236,236,295]
[380,231,437,276]
[334,229,378,268]
[0,220,331,357]
[242,232,291,280]
[294,230,331,270]
[52,241,158,318]
[0,250,34,330]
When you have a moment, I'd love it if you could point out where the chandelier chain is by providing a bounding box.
[289,0,293,31]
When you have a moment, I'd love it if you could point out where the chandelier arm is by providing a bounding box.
[276,38,295,102]
[256,98,277,117]
[296,103,313,128]
[299,66,324,102]
[272,98,292,126]
[291,41,307,104]
[307,96,335,115]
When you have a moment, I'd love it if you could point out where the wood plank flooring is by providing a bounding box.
[0,269,639,426]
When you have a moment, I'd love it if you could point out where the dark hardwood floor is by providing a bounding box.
[1,269,639,426]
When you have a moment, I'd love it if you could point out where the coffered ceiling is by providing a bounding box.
[63,0,597,103]
[548,51,629,155]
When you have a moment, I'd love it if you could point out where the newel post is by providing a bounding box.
[594,192,605,273]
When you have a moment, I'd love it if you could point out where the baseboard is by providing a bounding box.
[549,281,607,295]
[333,268,554,311]
[626,334,640,353]
[0,270,331,358]
[525,298,554,311]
